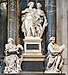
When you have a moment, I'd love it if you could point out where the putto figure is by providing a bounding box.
[4,38,23,74]
[21,2,47,37]
[46,37,65,72]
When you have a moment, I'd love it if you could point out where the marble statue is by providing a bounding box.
[46,37,65,72]
[21,2,47,37]
[4,38,23,74]
[35,2,48,37]
[4,38,17,56]
[21,2,36,37]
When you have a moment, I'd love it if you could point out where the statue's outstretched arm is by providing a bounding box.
[21,8,28,14]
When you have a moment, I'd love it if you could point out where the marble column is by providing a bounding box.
[47,0,56,42]
[8,0,17,43]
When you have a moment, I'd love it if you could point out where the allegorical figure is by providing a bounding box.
[4,38,23,74]
[21,2,47,38]
[21,2,36,37]
[35,2,47,37]
[46,37,65,72]
[4,38,17,56]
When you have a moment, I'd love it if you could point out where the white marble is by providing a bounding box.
[46,37,65,73]
[23,37,42,55]
[4,38,23,74]
[4,55,21,74]
[35,2,48,37]
[21,2,47,38]
[21,2,36,37]
[4,38,17,56]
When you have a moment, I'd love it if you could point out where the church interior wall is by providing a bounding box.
[56,0,68,75]
[0,0,68,74]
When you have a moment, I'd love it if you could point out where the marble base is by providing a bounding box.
[22,55,45,61]
[3,72,65,75]
[21,61,45,71]
[21,55,45,71]
[23,37,42,55]
[44,70,61,73]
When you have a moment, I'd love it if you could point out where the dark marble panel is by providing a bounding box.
[21,61,45,72]
[26,44,39,50]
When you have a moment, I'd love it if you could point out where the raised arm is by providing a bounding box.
[21,8,28,14]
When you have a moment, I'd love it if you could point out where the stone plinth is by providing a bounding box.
[22,37,45,71]
[4,72,65,75]
[23,55,45,61]
[21,55,45,71]
[23,37,42,55]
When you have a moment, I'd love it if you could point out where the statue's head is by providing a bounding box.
[27,2,34,7]
[49,37,55,43]
[8,38,14,44]
[37,2,42,9]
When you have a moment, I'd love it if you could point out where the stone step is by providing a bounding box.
[2,72,65,75]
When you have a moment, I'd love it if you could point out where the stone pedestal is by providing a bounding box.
[23,37,42,55]
[23,37,45,61]
[22,37,45,71]
[21,55,45,71]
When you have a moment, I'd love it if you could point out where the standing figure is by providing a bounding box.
[47,37,65,72]
[35,2,47,37]
[21,2,36,37]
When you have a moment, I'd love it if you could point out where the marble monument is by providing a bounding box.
[3,1,65,74]
[21,2,47,55]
